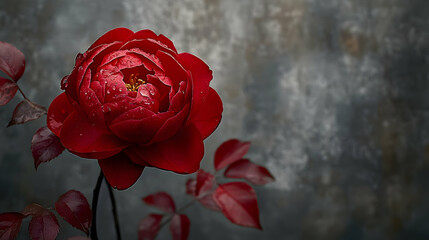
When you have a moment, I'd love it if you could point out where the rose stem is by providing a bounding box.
[107,183,122,240]
[90,171,104,240]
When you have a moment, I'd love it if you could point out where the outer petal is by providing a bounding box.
[98,152,144,190]
[177,53,212,121]
[149,104,190,144]
[60,111,130,157]
[126,124,204,174]
[189,88,222,139]
[88,28,134,50]
[124,29,157,42]
[47,93,75,137]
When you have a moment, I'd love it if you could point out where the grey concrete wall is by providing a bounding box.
[0,0,428,239]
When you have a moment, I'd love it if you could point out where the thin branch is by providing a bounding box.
[107,184,122,240]
[90,171,104,240]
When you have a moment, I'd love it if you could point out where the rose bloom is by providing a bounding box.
[47,28,223,189]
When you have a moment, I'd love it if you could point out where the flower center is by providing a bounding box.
[126,74,146,92]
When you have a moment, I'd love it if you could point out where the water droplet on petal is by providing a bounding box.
[112,86,116,90]
[79,133,83,136]
[107,90,110,94]
[119,88,122,92]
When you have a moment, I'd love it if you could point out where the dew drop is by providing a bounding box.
[119,88,122,92]
[79,133,83,136]
[107,90,111,94]
[84,92,88,95]
[112,86,116,90]
[78,66,83,71]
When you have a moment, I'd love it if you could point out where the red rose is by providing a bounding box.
[47,28,223,189]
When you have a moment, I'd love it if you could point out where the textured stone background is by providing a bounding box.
[1,0,429,239]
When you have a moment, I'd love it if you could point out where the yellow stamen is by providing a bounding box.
[126,73,146,92]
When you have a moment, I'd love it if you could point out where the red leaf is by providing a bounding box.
[21,204,44,217]
[198,194,221,211]
[28,210,59,240]
[0,212,24,240]
[7,99,47,127]
[214,139,251,170]
[169,214,190,240]
[138,214,163,240]
[185,179,196,196]
[213,182,262,229]
[195,170,215,196]
[224,159,275,185]
[55,190,91,234]
[0,77,18,106]
[185,178,220,211]
[67,237,91,240]
[31,127,65,169]
[0,41,25,81]
[143,192,176,213]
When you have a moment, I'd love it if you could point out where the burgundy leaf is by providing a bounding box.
[0,212,24,240]
[28,210,59,240]
[7,99,47,127]
[138,214,163,240]
[21,204,44,217]
[214,139,251,170]
[224,159,275,185]
[67,237,91,240]
[169,214,190,240]
[185,178,220,211]
[0,41,25,81]
[213,182,262,229]
[55,190,91,234]
[31,127,65,170]
[185,179,196,196]
[143,192,176,213]
[198,194,221,211]
[195,170,215,196]
[0,77,18,106]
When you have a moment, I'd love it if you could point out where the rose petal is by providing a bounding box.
[121,39,176,57]
[190,88,223,139]
[177,53,213,122]
[110,114,165,143]
[89,28,134,50]
[125,29,157,42]
[126,124,204,173]
[149,104,190,144]
[156,51,188,93]
[66,43,121,103]
[70,150,124,160]
[98,152,144,190]
[60,111,130,157]
[157,34,178,53]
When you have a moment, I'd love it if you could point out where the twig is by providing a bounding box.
[107,183,122,240]
[90,171,104,240]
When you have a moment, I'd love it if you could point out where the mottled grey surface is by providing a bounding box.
[1,0,429,239]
